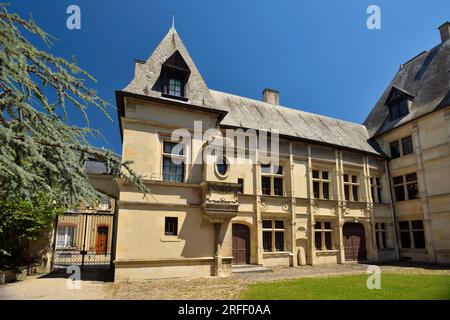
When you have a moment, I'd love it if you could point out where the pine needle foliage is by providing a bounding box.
[0,4,147,207]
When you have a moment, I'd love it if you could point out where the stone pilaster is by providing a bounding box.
[288,142,297,267]
[306,144,316,265]
[254,160,263,265]
[336,150,346,263]
[412,122,436,262]
[333,149,345,263]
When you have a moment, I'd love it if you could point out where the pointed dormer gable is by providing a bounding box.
[123,27,215,107]
[384,86,414,106]
[384,86,414,121]
[162,50,190,72]
[158,51,191,101]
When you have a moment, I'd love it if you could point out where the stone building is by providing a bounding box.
[111,23,449,280]
[363,22,450,264]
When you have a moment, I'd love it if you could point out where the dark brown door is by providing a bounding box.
[95,226,108,254]
[343,223,366,261]
[232,224,250,264]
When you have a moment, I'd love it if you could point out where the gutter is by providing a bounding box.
[115,91,388,159]
[115,90,228,142]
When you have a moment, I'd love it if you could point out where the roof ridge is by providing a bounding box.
[209,89,366,128]
[400,50,428,69]
[364,37,450,138]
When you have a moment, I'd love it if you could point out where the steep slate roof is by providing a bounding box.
[210,90,379,154]
[120,27,381,155]
[363,39,450,138]
[123,27,219,110]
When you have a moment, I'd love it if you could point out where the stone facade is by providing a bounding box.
[112,24,449,281]
[372,109,450,263]
[364,22,450,264]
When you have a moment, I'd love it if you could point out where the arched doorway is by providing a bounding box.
[232,224,250,265]
[343,223,367,261]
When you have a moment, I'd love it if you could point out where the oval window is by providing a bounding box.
[215,157,229,177]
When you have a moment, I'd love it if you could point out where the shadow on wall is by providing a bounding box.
[178,207,216,258]
[24,227,54,273]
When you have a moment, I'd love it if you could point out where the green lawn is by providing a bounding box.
[241,274,450,300]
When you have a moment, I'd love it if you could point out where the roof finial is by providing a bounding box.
[172,14,175,30]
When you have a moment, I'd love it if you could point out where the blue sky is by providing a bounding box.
[10,0,450,155]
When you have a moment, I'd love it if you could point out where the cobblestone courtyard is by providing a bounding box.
[1,263,449,300]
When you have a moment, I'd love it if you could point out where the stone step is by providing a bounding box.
[232,264,272,274]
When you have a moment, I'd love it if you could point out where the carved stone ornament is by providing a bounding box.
[309,199,319,214]
[260,200,268,211]
[205,197,239,205]
[206,182,241,194]
[362,202,373,217]
[339,201,350,215]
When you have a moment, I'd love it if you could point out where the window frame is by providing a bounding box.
[262,220,285,252]
[398,220,425,249]
[389,99,409,121]
[392,173,419,202]
[390,140,401,159]
[237,178,244,194]
[260,164,284,196]
[314,221,334,251]
[56,225,76,249]
[164,217,179,236]
[375,222,388,249]
[370,176,383,204]
[161,71,187,100]
[401,136,414,156]
[343,173,360,202]
[161,140,186,182]
[312,169,331,200]
[168,77,183,97]
[389,135,413,159]
[215,155,230,177]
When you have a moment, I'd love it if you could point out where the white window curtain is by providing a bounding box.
[56,226,75,248]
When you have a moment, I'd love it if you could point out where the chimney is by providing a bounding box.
[438,22,450,43]
[262,88,280,105]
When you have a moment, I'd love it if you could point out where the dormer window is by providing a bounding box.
[159,51,190,101]
[385,86,413,121]
[389,99,409,121]
[168,78,183,97]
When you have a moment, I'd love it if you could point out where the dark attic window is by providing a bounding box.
[385,87,413,121]
[389,100,409,121]
[160,51,190,101]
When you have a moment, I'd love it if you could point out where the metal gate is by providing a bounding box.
[52,212,115,270]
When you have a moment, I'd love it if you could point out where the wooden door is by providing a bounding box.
[232,224,250,264]
[343,223,366,261]
[95,226,108,254]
